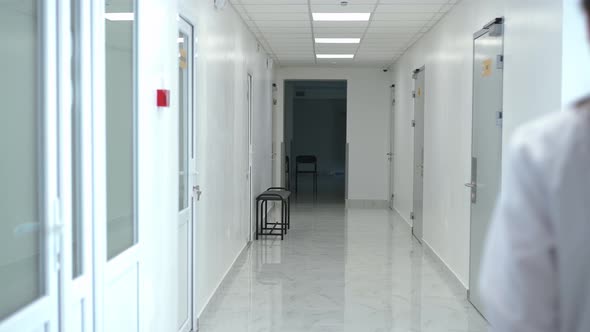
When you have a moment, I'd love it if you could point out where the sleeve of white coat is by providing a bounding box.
[479,135,558,332]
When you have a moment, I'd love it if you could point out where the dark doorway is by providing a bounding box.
[284,80,347,203]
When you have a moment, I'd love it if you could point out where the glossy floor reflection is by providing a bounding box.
[199,204,489,332]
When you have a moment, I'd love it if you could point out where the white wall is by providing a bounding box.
[179,0,274,317]
[275,68,392,202]
[562,0,590,105]
[391,0,564,287]
[134,0,179,331]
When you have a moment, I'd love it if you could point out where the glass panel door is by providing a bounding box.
[105,0,136,260]
[177,17,194,332]
[0,0,59,330]
[0,0,43,319]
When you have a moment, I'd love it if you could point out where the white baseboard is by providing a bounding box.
[197,241,251,319]
[392,207,413,228]
[422,239,468,295]
[346,199,389,209]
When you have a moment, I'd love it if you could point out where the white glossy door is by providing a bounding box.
[412,68,425,243]
[0,1,60,331]
[103,0,140,331]
[468,19,504,314]
[60,1,94,331]
[247,74,254,241]
[388,85,396,209]
[178,17,194,332]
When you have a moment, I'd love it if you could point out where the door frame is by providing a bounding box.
[0,1,60,331]
[96,0,141,330]
[178,15,196,332]
[59,0,96,330]
[247,73,254,241]
[412,66,425,243]
[467,17,505,314]
[388,84,396,210]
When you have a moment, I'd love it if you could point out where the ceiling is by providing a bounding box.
[230,0,459,67]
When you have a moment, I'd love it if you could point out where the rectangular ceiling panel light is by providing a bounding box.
[312,13,371,21]
[315,38,361,44]
[105,13,134,21]
[316,54,355,59]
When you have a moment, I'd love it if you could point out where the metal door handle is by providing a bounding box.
[193,185,203,201]
[386,153,393,156]
[464,183,476,188]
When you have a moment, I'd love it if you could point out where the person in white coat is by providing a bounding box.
[479,1,590,331]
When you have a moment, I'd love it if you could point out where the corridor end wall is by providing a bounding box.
[275,67,392,205]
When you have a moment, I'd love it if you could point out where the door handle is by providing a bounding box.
[464,183,476,188]
[193,185,203,201]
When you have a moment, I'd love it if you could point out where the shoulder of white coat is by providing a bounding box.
[509,105,586,167]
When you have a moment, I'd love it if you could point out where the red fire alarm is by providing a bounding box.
[157,89,170,107]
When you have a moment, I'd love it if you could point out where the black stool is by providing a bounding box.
[256,187,291,240]
[295,155,318,200]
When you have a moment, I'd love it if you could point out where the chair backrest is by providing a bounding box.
[285,156,290,173]
[295,155,317,172]
[295,155,317,164]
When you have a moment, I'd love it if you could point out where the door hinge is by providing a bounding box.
[497,111,503,127]
[411,120,416,128]
[410,212,415,220]
[412,91,416,98]
[497,55,504,69]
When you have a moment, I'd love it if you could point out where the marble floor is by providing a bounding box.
[199,202,489,332]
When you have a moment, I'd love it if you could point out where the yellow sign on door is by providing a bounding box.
[179,48,187,69]
[482,58,492,77]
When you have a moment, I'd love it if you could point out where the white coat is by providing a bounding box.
[480,101,590,332]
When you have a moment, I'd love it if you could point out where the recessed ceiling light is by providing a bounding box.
[312,13,371,21]
[316,54,355,59]
[105,12,134,21]
[315,38,360,44]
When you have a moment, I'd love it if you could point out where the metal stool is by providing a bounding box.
[255,187,291,240]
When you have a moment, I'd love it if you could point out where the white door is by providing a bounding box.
[412,68,426,243]
[468,18,504,314]
[60,1,95,330]
[247,74,254,241]
[178,17,195,332]
[388,84,396,209]
[0,0,60,331]
[103,1,140,331]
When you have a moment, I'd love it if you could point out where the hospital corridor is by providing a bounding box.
[1,0,589,331]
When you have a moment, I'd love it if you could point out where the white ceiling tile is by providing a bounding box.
[372,12,436,21]
[376,4,443,13]
[247,12,309,21]
[241,4,308,13]
[439,3,455,13]
[370,20,428,27]
[379,0,447,4]
[234,0,307,4]
[231,0,458,66]
[311,0,377,4]
[255,20,310,27]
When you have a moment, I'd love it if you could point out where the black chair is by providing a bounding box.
[285,156,290,190]
[295,155,318,200]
